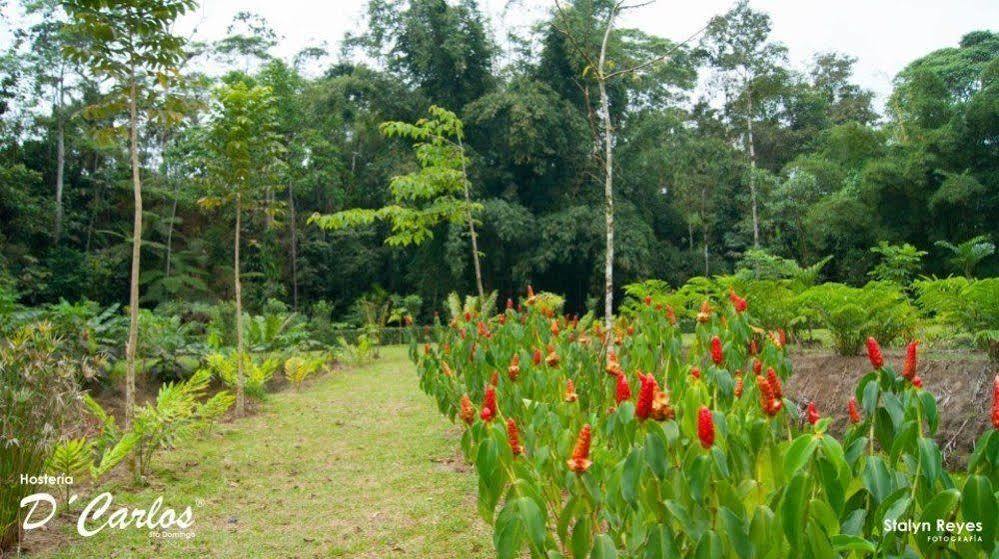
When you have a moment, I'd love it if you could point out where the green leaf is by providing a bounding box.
[961,475,995,553]
[780,473,809,548]
[783,434,819,480]
[916,488,961,556]
[590,534,618,559]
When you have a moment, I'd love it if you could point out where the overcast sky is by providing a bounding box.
[171,0,997,109]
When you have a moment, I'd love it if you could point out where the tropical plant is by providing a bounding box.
[797,282,918,355]
[204,352,278,402]
[934,235,995,277]
[409,287,997,558]
[868,241,926,284]
[914,276,999,360]
[283,353,329,390]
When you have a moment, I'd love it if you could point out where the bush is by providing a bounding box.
[796,282,917,354]
[914,276,999,359]
[204,351,279,401]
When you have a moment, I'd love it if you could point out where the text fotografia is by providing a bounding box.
[884,519,984,542]
[20,474,75,486]
[20,492,195,539]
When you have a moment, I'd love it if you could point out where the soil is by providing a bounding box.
[784,348,996,466]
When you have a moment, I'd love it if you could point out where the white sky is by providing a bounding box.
[5,0,998,109]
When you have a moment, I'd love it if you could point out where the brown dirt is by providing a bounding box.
[785,348,996,466]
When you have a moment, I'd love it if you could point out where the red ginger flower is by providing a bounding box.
[615,373,632,404]
[643,295,652,306]
[903,340,919,380]
[766,368,783,399]
[635,373,656,420]
[508,354,520,381]
[756,375,782,417]
[564,379,578,402]
[696,300,712,323]
[734,376,744,398]
[806,401,820,425]
[992,376,999,429]
[749,339,759,356]
[651,388,674,421]
[606,351,622,376]
[464,311,472,322]
[665,305,677,325]
[459,394,475,425]
[480,386,498,422]
[753,358,763,375]
[778,328,787,347]
[912,376,923,389]
[489,371,499,387]
[866,337,884,370]
[567,424,592,474]
[697,407,715,448]
[729,289,748,313]
[551,319,560,336]
[532,348,542,366]
[545,344,560,367]
[848,397,861,424]
[710,336,724,366]
[690,367,701,380]
[477,321,490,338]
[506,419,524,456]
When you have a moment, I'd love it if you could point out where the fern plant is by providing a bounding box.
[446,290,499,322]
[284,353,330,390]
[45,438,92,503]
[131,369,234,477]
[204,352,278,401]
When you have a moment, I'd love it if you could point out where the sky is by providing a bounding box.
[169,0,999,109]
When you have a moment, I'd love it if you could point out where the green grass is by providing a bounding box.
[35,346,491,558]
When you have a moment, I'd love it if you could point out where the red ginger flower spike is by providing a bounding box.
[866,337,884,370]
[697,407,715,448]
[506,419,524,456]
[459,395,475,425]
[691,367,701,380]
[635,373,656,420]
[903,340,919,380]
[992,376,999,429]
[644,295,652,306]
[766,368,783,399]
[696,300,712,323]
[710,336,724,366]
[749,339,759,356]
[532,348,542,366]
[756,375,782,417]
[480,386,498,422]
[806,401,820,425]
[567,424,592,474]
[848,397,861,424]
[734,376,744,398]
[651,388,674,421]
[508,354,520,381]
[615,373,632,404]
[778,328,787,347]
[545,344,560,367]
[729,289,748,313]
[464,311,472,322]
[489,371,499,387]
[912,376,923,389]
[564,379,578,402]
[551,319,560,336]
[753,358,763,375]
[665,305,677,325]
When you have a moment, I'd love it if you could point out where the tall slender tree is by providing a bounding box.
[199,82,285,416]
[63,0,196,427]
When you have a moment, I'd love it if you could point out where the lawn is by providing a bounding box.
[31,346,491,558]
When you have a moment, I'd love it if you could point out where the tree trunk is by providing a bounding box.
[164,183,179,278]
[234,193,246,416]
[288,185,299,310]
[598,9,616,340]
[703,225,710,277]
[54,66,65,243]
[457,137,485,300]
[124,75,142,430]
[688,222,694,250]
[746,87,760,248]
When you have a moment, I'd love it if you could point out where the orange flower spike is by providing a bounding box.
[651,389,674,421]
[991,376,999,429]
[506,419,524,456]
[806,401,820,425]
[866,337,884,370]
[545,344,560,367]
[615,373,632,404]
[903,340,919,380]
[551,319,560,336]
[690,367,701,380]
[848,397,861,424]
[697,407,715,449]
[643,295,652,306]
[480,386,498,422]
[710,336,724,366]
[696,300,712,323]
[459,395,476,425]
[567,424,592,474]
[766,368,783,399]
[665,305,677,325]
[753,358,763,375]
[532,348,542,366]
[564,379,578,403]
[912,376,923,389]
[489,371,499,387]
[777,328,787,347]
[508,354,520,381]
[729,288,748,313]
[635,373,655,420]
[749,339,759,356]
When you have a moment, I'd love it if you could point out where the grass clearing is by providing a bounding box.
[30,346,491,558]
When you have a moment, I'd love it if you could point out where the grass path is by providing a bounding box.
[34,346,491,558]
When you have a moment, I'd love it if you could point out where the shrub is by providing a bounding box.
[284,353,330,390]
[797,282,917,354]
[409,289,997,558]
[204,351,279,401]
[914,276,999,359]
